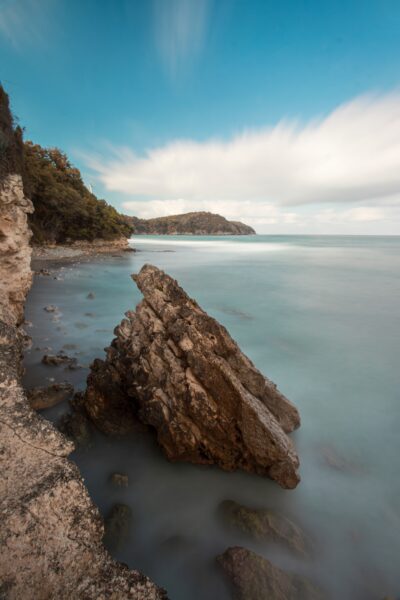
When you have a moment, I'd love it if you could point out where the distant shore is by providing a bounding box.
[31,237,134,266]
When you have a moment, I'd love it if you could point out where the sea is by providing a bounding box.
[23,235,400,599]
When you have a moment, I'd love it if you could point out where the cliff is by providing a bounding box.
[0,89,165,600]
[126,211,255,235]
[84,264,300,489]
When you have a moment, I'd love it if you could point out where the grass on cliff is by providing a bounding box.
[23,142,132,244]
[0,86,24,181]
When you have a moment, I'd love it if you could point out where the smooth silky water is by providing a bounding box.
[23,235,400,599]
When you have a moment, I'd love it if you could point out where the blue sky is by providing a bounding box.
[2,0,400,233]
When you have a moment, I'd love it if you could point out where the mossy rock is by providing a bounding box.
[217,546,326,600]
[218,500,309,557]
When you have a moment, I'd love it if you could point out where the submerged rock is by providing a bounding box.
[44,304,58,313]
[58,395,93,448]
[217,547,325,600]
[103,503,133,551]
[85,264,301,489]
[42,352,81,370]
[218,500,309,557]
[26,382,74,410]
[110,472,129,488]
[87,292,95,299]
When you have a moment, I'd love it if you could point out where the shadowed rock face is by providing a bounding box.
[85,264,301,489]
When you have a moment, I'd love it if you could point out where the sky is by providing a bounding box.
[2,0,400,234]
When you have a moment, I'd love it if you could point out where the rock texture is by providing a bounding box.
[126,211,255,235]
[217,547,325,600]
[85,264,300,488]
[0,175,33,325]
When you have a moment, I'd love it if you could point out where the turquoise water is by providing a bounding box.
[24,235,400,599]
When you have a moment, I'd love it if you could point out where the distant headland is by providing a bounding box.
[125,212,256,236]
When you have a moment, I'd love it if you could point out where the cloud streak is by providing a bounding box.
[86,92,400,233]
[153,0,211,78]
[0,0,54,49]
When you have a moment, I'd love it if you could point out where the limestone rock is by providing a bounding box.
[217,547,325,600]
[218,500,309,556]
[85,264,300,489]
[0,319,166,600]
[0,175,33,326]
[27,382,74,410]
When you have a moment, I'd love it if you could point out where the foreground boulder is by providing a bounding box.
[217,547,325,600]
[85,264,301,488]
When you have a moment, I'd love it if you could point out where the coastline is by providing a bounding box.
[32,237,134,260]
[0,176,166,599]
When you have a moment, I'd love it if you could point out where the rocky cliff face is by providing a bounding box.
[0,175,33,325]
[126,211,256,235]
[85,264,300,489]
[0,178,166,599]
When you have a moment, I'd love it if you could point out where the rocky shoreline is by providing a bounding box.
[0,174,166,600]
[31,237,134,265]
[1,177,326,599]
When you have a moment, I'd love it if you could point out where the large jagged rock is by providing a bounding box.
[217,546,325,600]
[85,264,301,488]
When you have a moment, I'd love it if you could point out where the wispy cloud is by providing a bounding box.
[85,92,400,233]
[153,0,211,78]
[0,0,53,49]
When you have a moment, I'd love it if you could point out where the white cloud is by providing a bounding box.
[86,92,400,233]
[153,0,211,78]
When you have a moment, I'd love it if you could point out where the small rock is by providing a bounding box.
[44,305,58,313]
[217,546,325,600]
[103,504,132,551]
[87,292,95,299]
[41,353,81,370]
[58,407,92,448]
[37,268,51,276]
[27,382,74,410]
[218,500,309,557]
[110,473,129,488]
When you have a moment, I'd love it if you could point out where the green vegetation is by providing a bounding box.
[23,142,132,244]
[125,212,255,235]
[0,86,24,181]
[1,84,132,244]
